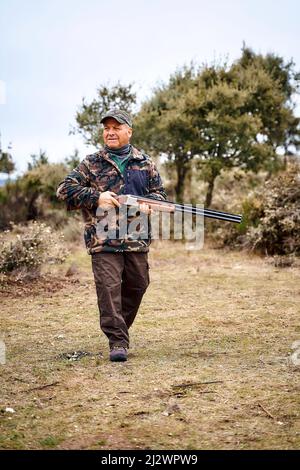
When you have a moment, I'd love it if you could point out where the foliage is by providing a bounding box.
[27,150,49,171]
[61,215,84,243]
[0,151,15,175]
[222,163,300,255]
[64,149,81,170]
[134,65,196,202]
[232,46,300,154]
[72,82,136,147]
[68,47,299,206]
[0,178,31,229]
[23,162,67,205]
[0,162,68,229]
[0,221,69,275]
[134,48,300,205]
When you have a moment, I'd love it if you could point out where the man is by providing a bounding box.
[56,109,166,362]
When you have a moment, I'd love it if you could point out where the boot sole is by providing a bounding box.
[110,354,127,362]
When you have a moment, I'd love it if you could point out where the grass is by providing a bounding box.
[0,240,300,450]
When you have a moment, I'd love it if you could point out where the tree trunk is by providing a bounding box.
[26,192,39,220]
[175,164,189,203]
[205,170,219,207]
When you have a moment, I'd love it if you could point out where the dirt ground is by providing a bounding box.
[0,241,300,450]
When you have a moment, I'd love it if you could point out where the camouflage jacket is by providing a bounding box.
[56,146,167,254]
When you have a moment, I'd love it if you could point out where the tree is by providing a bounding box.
[72,82,136,147]
[0,151,15,176]
[0,134,15,177]
[27,150,49,171]
[134,49,300,206]
[0,160,68,229]
[187,63,283,206]
[134,66,197,202]
[65,149,81,169]
[134,63,265,205]
[232,45,300,160]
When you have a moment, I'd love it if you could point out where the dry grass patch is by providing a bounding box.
[0,241,300,449]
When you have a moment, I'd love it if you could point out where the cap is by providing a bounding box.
[100,109,132,127]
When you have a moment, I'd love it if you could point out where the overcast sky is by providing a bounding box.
[1,0,300,175]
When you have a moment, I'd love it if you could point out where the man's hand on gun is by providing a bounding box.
[98,191,121,209]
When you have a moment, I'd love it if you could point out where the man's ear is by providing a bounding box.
[128,127,133,139]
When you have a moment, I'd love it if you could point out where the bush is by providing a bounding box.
[222,162,300,255]
[62,215,84,243]
[0,221,69,276]
[0,163,68,230]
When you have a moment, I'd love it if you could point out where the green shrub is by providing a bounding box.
[0,163,68,230]
[0,221,69,275]
[221,162,300,255]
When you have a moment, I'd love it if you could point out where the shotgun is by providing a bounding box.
[117,194,242,224]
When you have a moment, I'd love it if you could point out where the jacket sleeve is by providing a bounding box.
[56,159,100,211]
[147,159,167,201]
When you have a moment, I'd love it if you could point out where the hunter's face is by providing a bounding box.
[103,118,132,149]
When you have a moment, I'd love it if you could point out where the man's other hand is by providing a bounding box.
[98,191,121,209]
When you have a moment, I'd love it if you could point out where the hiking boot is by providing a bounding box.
[109,346,127,362]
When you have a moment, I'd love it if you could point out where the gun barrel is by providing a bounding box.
[174,204,242,224]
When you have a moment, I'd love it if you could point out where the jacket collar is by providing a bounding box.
[99,145,144,163]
